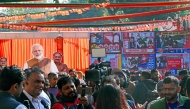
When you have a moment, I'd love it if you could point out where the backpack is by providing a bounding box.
[142,83,159,102]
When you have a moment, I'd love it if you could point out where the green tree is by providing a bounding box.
[1,0,188,26]
[1,0,56,23]
[52,0,182,24]
[87,0,180,22]
[53,0,114,25]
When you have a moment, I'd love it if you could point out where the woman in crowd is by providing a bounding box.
[96,84,129,109]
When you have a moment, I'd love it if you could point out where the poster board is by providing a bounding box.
[156,31,190,53]
[122,32,155,54]
[156,53,190,76]
[122,54,155,72]
[89,32,122,54]
[90,54,122,68]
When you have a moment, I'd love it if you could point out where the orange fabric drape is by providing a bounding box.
[0,40,12,65]
[11,39,57,68]
[63,38,89,73]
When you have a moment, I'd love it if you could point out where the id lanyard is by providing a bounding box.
[165,96,180,109]
[166,101,180,109]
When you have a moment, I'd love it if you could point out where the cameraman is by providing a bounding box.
[111,68,131,90]
[91,75,147,109]
[91,68,134,102]
[122,69,136,95]
[52,75,94,109]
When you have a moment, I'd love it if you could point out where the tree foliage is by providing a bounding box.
[1,0,56,23]
[88,0,179,22]
[0,0,188,26]
[53,0,181,24]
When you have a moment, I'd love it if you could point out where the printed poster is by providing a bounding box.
[122,54,155,72]
[156,31,190,53]
[90,32,122,54]
[156,53,189,76]
[90,54,122,68]
[122,32,155,54]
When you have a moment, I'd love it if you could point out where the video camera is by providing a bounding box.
[85,61,111,81]
[84,48,111,91]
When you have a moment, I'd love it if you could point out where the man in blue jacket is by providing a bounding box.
[175,77,190,109]
[0,65,27,109]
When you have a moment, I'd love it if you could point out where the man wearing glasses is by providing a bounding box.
[149,76,188,109]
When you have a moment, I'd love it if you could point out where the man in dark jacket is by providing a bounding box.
[179,69,189,96]
[0,65,27,109]
[43,77,57,107]
[151,69,161,83]
[132,71,157,104]
[175,77,190,109]
[17,67,51,109]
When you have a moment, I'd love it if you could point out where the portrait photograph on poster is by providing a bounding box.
[156,31,190,53]
[122,32,155,54]
[122,54,155,71]
[156,53,190,76]
[89,32,122,54]
[90,54,121,68]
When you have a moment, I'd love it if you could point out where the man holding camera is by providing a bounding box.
[52,75,94,109]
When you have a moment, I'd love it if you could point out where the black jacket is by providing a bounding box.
[180,76,189,96]
[16,92,35,109]
[175,99,190,109]
[132,79,157,104]
[0,92,21,109]
[16,91,50,109]
[46,91,58,107]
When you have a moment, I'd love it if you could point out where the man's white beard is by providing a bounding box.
[33,54,43,60]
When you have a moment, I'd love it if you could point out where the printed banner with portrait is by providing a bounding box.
[90,54,122,68]
[156,53,190,76]
[122,32,155,54]
[156,31,190,53]
[89,32,122,54]
[122,54,155,72]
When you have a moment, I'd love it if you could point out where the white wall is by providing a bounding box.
[0,32,89,39]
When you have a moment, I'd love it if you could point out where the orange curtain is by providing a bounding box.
[0,40,12,66]
[11,39,57,68]
[63,38,89,73]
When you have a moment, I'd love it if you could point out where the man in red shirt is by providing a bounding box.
[52,75,94,109]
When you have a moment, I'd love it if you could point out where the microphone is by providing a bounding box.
[23,100,30,109]
[41,99,48,109]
